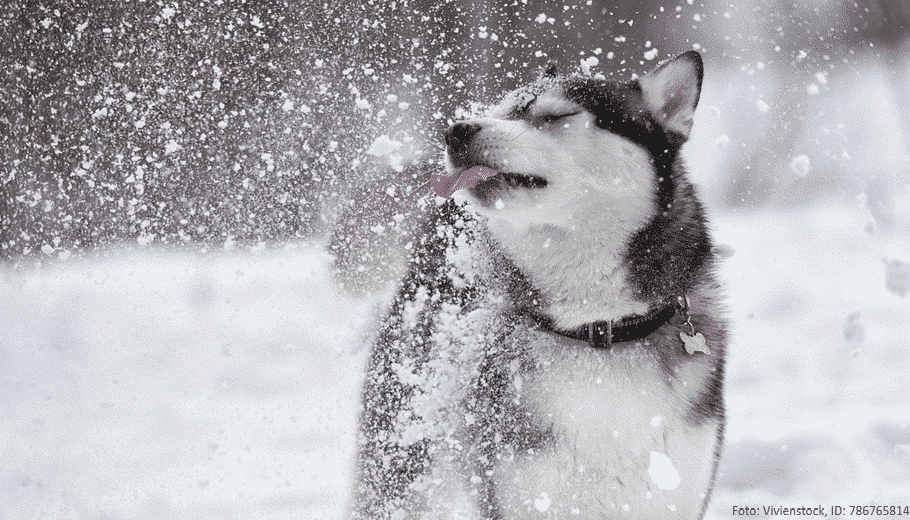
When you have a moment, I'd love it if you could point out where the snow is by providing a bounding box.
[707,203,910,517]
[366,135,403,157]
[533,492,551,512]
[790,154,811,177]
[366,135,409,172]
[580,56,599,75]
[4,0,909,514]
[2,200,908,519]
[649,451,682,491]
[1,246,374,519]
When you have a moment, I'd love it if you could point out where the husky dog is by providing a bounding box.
[352,51,725,519]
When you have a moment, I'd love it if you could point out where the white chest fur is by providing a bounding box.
[493,331,720,519]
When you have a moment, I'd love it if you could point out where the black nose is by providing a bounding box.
[444,122,482,153]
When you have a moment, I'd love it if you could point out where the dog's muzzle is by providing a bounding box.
[433,121,548,199]
[432,122,498,198]
[444,122,482,166]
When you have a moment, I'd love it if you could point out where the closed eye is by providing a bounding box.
[539,111,580,124]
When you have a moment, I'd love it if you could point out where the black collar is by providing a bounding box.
[531,298,683,348]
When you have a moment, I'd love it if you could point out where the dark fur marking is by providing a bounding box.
[466,323,550,520]
[649,311,727,427]
[354,200,480,516]
[563,77,711,301]
[685,309,727,425]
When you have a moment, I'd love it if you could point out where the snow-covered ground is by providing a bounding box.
[2,201,908,519]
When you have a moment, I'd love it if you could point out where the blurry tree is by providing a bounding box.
[1,0,706,262]
[1,0,328,258]
[7,0,900,262]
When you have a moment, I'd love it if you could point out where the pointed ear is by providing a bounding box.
[639,51,703,139]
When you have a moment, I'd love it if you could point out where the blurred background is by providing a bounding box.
[3,0,909,259]
[2,1,909,519]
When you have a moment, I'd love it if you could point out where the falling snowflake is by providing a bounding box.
[790,155,811,178]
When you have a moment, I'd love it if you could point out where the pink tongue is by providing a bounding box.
[431,165,500,198]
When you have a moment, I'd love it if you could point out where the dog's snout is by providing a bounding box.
[444,122,482,152]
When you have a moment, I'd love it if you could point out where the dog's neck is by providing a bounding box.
[485,218,651,330]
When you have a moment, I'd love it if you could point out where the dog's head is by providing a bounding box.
[433,52,705,327]
[435,51,703,233]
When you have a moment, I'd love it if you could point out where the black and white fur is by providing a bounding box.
[351,51,726,519]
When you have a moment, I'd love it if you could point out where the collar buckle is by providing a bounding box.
[587,320,613,347]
